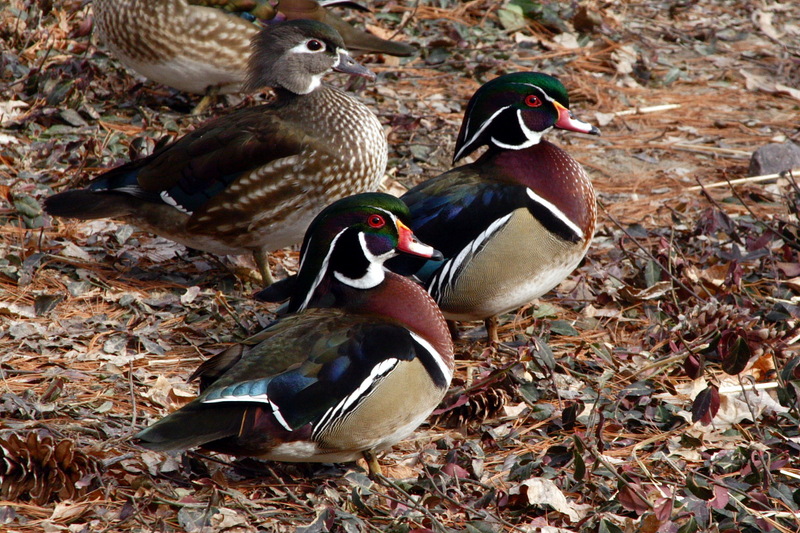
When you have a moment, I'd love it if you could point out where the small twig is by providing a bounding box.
[419,463,528,533]
[631,427,686,487]
[129,360,138,431]
[373,473,448,533]
[687,168,800,191]
[214,291,252,334]
[598,199,704,301]
[738,374,766,439]
[576,435,656,512]
[387,0,418,39]
[614,103,682,116]
[604,142,751,159]
[101,452,136,468]
[628,353,688,380]
[665,143,752,157]
[717,173,800,253]
[718,381,779,395]
[728,498,798,533]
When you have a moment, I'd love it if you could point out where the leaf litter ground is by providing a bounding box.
[1,1,800,531]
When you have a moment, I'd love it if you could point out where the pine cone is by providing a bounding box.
[672,300,758,349]
[673,299,790,361]
[0,430,100,504]
[430,387,508,429]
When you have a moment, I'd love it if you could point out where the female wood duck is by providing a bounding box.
[92,0,414,103]
[135,193,454,476]
[44,20,387,285]
[394,72,600,343]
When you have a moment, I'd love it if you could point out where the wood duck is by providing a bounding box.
[392,72,600,343]
[92,0,414,104]
[44,20,388,285]
[135,193,454,476]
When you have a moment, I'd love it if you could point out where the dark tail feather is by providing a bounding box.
[43,190,135,220]
[324,11,416,57]
[190,345,246,392]
[253,275,297,303]
[134,402,246,452]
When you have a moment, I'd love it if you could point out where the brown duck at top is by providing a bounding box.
[92,0,415,96]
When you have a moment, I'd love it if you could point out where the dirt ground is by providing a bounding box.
[1,1,800,531]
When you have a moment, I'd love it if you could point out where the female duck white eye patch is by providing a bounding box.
[288,40,326,55]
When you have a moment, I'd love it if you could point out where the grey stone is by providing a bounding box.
[748,141,800,176]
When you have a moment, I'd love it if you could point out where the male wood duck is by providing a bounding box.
[44,20,388,285]
[392,72,600,343]
[135,193,454,476]
[92,0,414,105]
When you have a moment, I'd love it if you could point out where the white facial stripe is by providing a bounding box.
[523,83,557,104]
[304,208,404,301]
[159,191,193,215]
[314,357,399,438]
[517,108,550,143]
[299,229,346,311]
[454,105,510,161]
[285,39,329,94]
[526,188,583,239]
[374,206,398,223]
[410,332,452,383]
[203,395,293,432]
[330,206,406,289]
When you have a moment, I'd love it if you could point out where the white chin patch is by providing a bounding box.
[304,75,322,94]
[333,261,386,289]
[491,110,550,150]
[332,232,394,289]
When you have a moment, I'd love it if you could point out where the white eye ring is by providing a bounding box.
[306,39,325,52]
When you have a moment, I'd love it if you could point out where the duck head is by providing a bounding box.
[453,72,600,163]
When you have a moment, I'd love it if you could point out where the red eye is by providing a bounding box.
[525,95,542,107]
[367,214,385,228]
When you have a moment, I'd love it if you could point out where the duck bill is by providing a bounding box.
[334,51,376,81]
[554,102,600,135]
[396,221,443,260]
